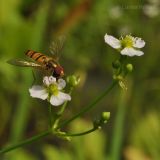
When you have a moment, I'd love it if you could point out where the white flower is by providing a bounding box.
[29,76,71,106]
[104,34,145,57]
[143,4,159,18]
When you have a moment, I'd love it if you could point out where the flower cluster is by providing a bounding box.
[104,34,145,57]
[29,76,71,106]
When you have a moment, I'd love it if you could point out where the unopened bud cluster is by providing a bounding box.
[67,75,80,87]
[93,112,110,129]
[112,56,133,90]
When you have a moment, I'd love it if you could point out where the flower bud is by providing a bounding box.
[126,64,133,72]
[113,75,123,81]
[101,112,110,123]
[112,60,121,69]
[67,75,80,87]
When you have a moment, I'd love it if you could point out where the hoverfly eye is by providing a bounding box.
[52,71,60,78]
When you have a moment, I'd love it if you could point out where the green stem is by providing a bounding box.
[110,90,128,160]
[0,130,51,154]
[58,80,117,129]
[53,102,67,129]
[64,127,97,137]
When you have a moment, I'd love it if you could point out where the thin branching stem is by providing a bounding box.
[64,127,98,137]
[0,130,51,154]
[57,80,117,129]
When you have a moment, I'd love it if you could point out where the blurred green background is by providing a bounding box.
[0,0,160,159]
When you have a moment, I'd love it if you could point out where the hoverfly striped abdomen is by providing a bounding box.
[25,50,50,64]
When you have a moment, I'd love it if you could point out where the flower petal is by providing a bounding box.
[50,96,64,106]
[43,76,50,86]
[29,85,48,100]
[121,47,144,57]
[133,38,145,48]
[50,92,71,106]
[58,92,71,101]
[57,78,66,90]
[104,34,121,49]
[43,76,57,86]
[48,76,56,84]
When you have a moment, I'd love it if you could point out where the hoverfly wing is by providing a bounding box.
[7,59,42,68]
[49,35,66,60]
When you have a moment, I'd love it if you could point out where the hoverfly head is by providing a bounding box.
[53,64,64,79]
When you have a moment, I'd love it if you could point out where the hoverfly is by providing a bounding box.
[7,36,65,79]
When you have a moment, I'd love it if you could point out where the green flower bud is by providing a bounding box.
[67,75,80,87]
[126,64,133,72]
[112,60,121,69]
[102,112,110,122]
[117,75,123,80]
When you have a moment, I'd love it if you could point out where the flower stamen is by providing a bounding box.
[49,84,59,96]
[121,35,134,48]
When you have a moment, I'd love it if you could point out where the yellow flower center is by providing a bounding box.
[121,35,134,48]
[48,84,59,96]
